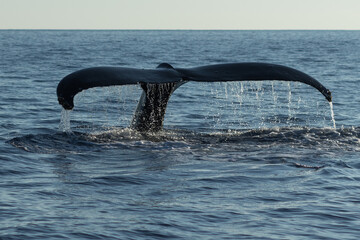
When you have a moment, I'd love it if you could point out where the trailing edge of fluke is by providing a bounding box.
[57,62,332,131]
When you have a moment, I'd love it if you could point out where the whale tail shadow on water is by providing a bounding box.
[57,62,332,132]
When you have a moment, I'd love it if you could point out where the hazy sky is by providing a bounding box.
[1,0,359,29]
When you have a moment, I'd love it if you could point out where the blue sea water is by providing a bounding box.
[1,30,360,239]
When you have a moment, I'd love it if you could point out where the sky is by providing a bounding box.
[0,0,359,30]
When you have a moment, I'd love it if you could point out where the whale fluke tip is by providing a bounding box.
[323,89,332,102]
[58,96,74,110]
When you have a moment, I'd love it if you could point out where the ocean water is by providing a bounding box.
[1,30,360,239]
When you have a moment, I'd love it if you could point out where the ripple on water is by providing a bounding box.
[7,126,360,155]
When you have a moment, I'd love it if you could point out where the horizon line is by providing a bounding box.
[1,28,359,31]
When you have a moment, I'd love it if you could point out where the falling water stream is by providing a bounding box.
[59,109,72,133]
[329,101,336,129]
[287,82,293,121]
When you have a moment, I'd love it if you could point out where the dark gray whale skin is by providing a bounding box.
[57,63,332,131]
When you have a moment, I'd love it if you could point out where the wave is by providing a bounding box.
[7,126,360,155]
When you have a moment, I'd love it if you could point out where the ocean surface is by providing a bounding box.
[1,30,360,239]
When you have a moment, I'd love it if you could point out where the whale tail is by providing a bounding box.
[57,62,332,132]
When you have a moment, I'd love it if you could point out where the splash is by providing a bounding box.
[59,108,72,133]
[329,101,336,129]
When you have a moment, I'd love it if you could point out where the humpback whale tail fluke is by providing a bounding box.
[57,62,332,132]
